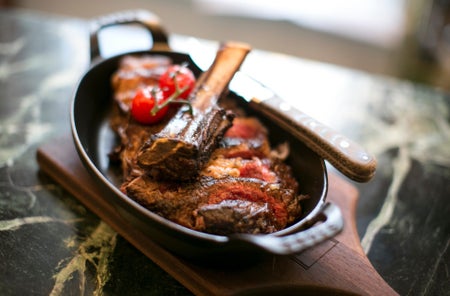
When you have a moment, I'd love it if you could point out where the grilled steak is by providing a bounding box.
[123,117,306,234]
[110,55,307,235]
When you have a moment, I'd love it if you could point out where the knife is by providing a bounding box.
[229,71,377,183]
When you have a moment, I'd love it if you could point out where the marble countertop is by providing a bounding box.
[1,8,449,296]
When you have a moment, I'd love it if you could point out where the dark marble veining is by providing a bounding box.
[1,8,449,296]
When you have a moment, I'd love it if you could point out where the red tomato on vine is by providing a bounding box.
[130,63,196,125]
[130,87,169,124]
[159,64,196,100]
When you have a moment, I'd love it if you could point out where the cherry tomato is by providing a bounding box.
[159,64,196,100]
[130,86,169,124]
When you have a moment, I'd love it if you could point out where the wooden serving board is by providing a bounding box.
[37,136,398,296]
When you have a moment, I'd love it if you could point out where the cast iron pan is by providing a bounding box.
[71,10,343,261]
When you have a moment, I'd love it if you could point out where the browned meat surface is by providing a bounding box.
[124,117,306,234]
[126,174,300,234]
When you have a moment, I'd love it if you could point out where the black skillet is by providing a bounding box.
[71,10,344,261]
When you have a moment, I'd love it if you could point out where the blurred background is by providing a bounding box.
[3,0,450,91]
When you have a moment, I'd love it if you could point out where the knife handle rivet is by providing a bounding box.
[339,140,350,148]
[309,121,317,128]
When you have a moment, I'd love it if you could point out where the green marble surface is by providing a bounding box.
[1,8,449,296]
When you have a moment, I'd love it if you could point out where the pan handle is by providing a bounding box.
[231,203,343,255]
[89,10,171,63]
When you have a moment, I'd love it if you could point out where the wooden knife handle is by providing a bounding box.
[250,96,377,182]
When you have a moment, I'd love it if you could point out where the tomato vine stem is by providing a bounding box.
[151,64,194,116]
